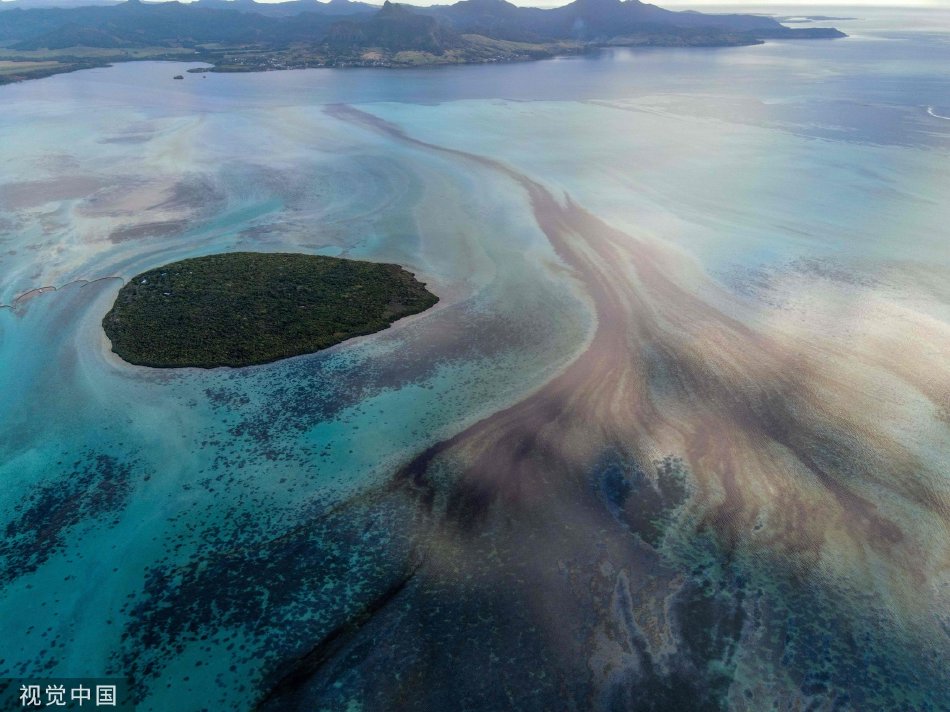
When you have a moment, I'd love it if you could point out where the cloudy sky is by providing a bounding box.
[660,0,940,5]
[53,0,933,5]
[368,0,942,4]
[2,0,940,7]
[290,0,943,6]
[379,0,940,5]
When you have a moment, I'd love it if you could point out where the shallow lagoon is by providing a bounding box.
[1,7,948,711]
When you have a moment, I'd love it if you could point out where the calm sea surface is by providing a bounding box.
[1,7,948,710]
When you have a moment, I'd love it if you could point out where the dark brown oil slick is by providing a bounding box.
[117,106,949,711]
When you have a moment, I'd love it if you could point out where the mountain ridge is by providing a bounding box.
[0,0,845,83]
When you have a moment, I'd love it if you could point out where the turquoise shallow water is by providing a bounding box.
[1,6,949,711]
[0,70,596,708]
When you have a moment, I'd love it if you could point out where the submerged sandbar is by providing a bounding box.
[102,251,438,368]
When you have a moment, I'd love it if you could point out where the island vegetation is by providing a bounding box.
[102,252,438,368]
[0,0,845,83]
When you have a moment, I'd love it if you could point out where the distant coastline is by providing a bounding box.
[0,0,845,85]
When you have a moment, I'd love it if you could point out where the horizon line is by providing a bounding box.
[0,0,942,8]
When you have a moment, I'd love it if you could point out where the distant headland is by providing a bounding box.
[0,0,845,83]
[102,252,438,368]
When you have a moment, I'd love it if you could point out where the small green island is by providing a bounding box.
[102,252,438,368]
